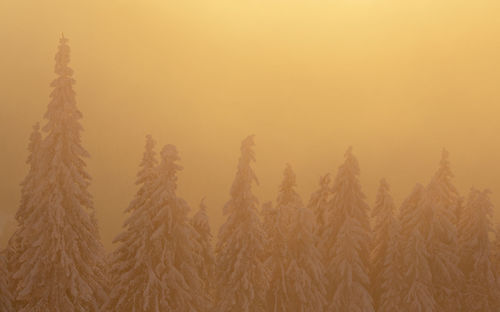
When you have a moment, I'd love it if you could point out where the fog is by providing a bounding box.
[1,0,499,248]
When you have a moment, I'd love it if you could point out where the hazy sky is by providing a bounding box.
[1,0,499,249]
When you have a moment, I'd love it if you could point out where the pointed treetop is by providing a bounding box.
[341,146,360,174]
[281,163,297,189]
[345,145,353,157]
[54,34,72,77]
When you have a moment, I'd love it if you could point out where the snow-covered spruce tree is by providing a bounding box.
[263,202,288,312]
[0,251,14,312]
[6,122,42,303]
[398,184,426,244]
[378,216,403,312]
[399,184,435,311]
[215,135,268,312]
[307,173,331,248]
[370,179,402,311]
[107,144,206,311]
[286,207,327,311]
[329,216,373,312]
[190,198,215,309]
[324,147,374,312]
[276,164,303,235]
[12,35,107,312]
[403,229,435,312]
[266,164,304,311]
[421,150,463,311]
[105,134,160,311]
[458,189,500,311]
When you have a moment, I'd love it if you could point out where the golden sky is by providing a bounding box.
[1,0,499,248]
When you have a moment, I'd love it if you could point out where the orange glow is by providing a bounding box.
[1,0,500,248]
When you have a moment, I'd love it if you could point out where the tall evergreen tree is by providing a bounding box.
[107,143,205,311]
[215,135,268,312]
[324,147,374,312]
[422,150,463,311]
[307,173,331,248]
[11,35,107,311]
[0,250,14,312]
[378,216,403,312]
[286,207,327,311]
[105,135,159,311]
[190,198,215,310]
[371,179,402,311]
[403,229,435,312]
[6,122,42,304]
[266,164,304,311]
[458,189,500,311]
[399,184,435,311]
[263,203,287,312]
[276,164,303,234]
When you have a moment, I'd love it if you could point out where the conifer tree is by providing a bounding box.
[264,203,287,312]
[458,189,500,311]
[371,179,402,311]
[324,147,374,312]
[6,122,42,303]
[12,35,107,311]
[422,150,463,311]
[190,198,215,310]
[105,135,159,311]
[378,217,403,312]
[399,184,435,311]
[0,251,14,312]
[106,143,206,311]
[266,164,304,311]
[276,164,303,234]
[215,135,268,312]
[307,173,331,247]
[286,207,327,311]
[403,229,435,312]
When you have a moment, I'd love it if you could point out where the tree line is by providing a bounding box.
[1,35,500,312]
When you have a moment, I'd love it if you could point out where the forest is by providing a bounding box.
[1,36,500,312]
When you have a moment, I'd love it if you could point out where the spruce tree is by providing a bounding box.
[399,184,435,311]
[307,173,331,248]
[458,189,500,311]
[266,164,304,311]
[6,122,42,304]
[105,135,159,311]
[12,35,107,311]
[403,229,435,312]
[371,179,402,311]
[106,143,205,311]
[286,207,327,311]
[215,135,268,312]
[190,198,215,310]
[263,203,287,312]
[422,150,463,311]
[324,147,374,312]
[276,164,303,234]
